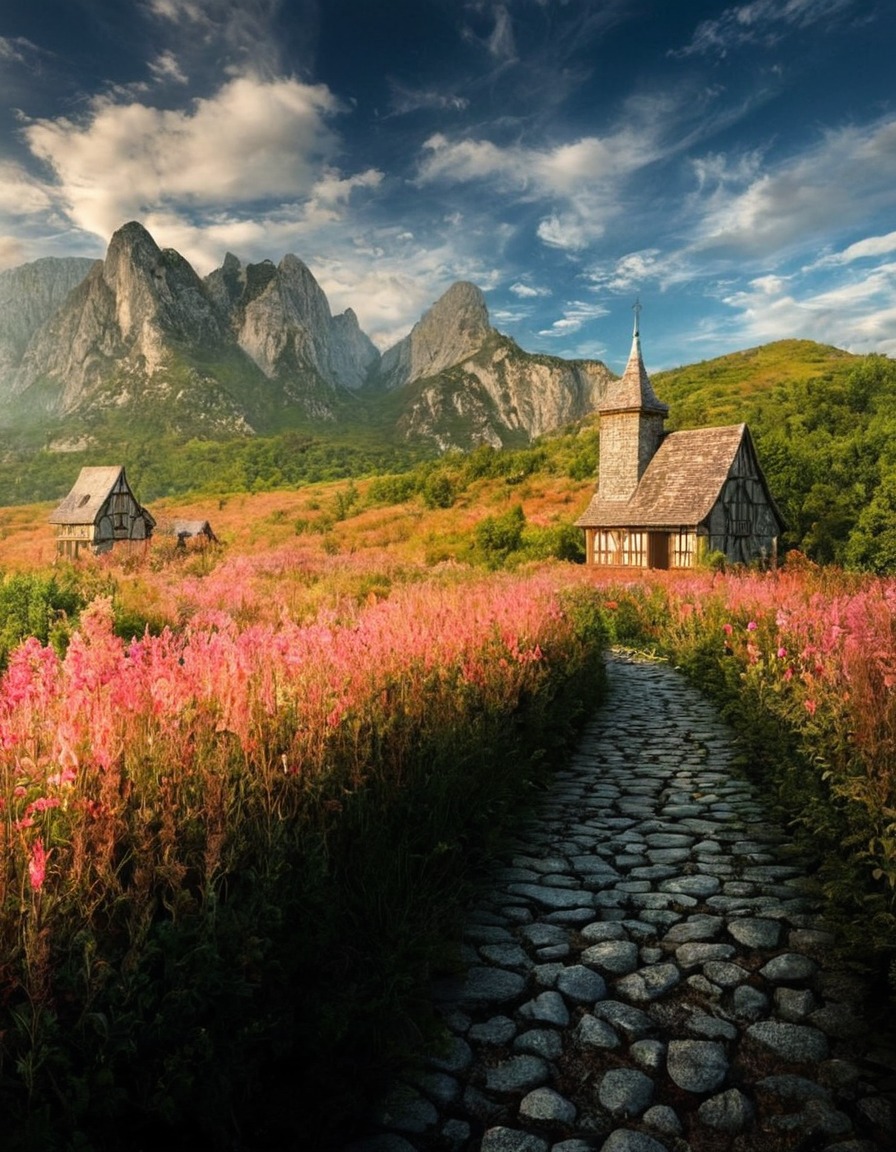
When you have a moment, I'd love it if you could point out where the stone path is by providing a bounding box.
[351,653,895,1152]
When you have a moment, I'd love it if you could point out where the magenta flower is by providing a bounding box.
[746,621,758,632]
[28,839,49,892]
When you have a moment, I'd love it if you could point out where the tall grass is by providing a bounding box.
[0,567,607,1149]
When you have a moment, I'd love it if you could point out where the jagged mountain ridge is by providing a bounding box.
[1,221,614,449]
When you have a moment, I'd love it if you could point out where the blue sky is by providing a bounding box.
[1,0,895,372]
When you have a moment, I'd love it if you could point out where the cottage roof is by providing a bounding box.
[49,466,129,525]
[599,307,668,417]
[161,520,216,538]
[576,424,754,528]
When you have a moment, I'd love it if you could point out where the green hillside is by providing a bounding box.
[652,340,896,570]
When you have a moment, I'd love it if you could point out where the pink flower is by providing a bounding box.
[777,647,787,659]
[28,839,49,892]
[722,623,733,636]
[804,698,817,716]
[746,621,758,632]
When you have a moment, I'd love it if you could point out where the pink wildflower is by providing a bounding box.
[804,699,817,716]
[28,839,49,892]
[722,623,733,636]
[777,647,787,659]
[746,621,758,632]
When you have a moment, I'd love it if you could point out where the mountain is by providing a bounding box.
[0,221,613,450]
[0,256,96,400]
[204,251,378,403]
[368,282,613,449]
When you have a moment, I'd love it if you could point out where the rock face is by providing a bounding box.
[373,282,613,450]
[377,281,492,391]
[0,257,96,401]
[204,251,378,394]
[1,221,614,447]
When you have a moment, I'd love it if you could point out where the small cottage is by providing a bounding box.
[49,466,155,559]
[576,310,785,569]
[159,519,218,547]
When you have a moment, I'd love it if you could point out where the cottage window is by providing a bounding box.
[672,530,695,567]
[621,530,646,567]
[595,530,619,565]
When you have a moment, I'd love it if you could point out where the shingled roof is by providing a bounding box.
[48,466,130,525]
[576,424,753,529]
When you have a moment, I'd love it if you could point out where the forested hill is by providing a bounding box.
[652,340,896,571]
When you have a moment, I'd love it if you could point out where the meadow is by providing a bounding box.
[0,485,608,1150]
[2,468,896,1148]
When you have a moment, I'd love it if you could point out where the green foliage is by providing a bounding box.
[421,471,456,509]
[521,522,585,563]
[474,504,526,566]
[656,346,896,570]
[0,569,84,666]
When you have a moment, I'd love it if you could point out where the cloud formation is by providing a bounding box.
[20,75,380,255]
[674,0,859,57]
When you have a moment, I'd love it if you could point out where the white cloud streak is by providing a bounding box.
[418,107,667,251]
[674,0,859,57]
[691,117,896,259]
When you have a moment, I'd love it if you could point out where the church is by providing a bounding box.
[575,308,785,569]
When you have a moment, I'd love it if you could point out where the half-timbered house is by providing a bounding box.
[575,310,785,569]
[49,466,155,559]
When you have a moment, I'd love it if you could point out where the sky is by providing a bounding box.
[1,0,895,373]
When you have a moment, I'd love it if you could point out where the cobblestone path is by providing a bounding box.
[352,653,895,1152]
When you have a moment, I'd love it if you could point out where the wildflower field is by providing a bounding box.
[0,545,608,1150]
[4,471,896,1148]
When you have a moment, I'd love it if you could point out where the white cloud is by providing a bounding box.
[488,5,517,61]
[708,261,896,357]
[0,161,54,217]
[0,235,26,270]
[691,117,896,258]
[509,281,549,298]
[418,108,667,252]
[586,249,694,295]
[0,36,39,65]
[148,51,189,85]
[537,300,609,338]
[387,82,469,116]
[674,0,859,57]
[21,75,379,248]
[145,0,292,76]
[814,229,896,267]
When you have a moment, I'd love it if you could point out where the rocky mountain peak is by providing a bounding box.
[376,280,493,390]
[0,220,612,449]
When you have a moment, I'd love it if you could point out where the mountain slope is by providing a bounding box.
[0,256,96,401]
[0,221,612,451]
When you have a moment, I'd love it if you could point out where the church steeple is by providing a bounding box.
[601,299,669,418]
[596,302,668,501]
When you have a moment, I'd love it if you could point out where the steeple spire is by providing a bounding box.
[599,298,668,416]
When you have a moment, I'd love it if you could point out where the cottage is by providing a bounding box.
[159,519,218,546]
[576,309,785,569]
[49,466,155,559]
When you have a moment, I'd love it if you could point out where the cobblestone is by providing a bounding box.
[350,654,892,1151]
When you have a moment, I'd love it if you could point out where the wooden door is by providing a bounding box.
[648,532,669,570]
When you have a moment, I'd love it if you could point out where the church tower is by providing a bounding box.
[597,302,668,502]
